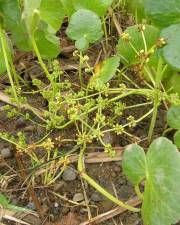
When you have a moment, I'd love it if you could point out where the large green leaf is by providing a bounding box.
[60,0,75,17]
[35,22,60,59]
[171,72,180,96]
[22,0,60,58]
[122,144,146,185]
[174,130,180,148]
[144,0,180,28]
[1,0,31,51]
[142,138,180,225]
[0,30,13,75]
[0,44,6,74]
[117,25,159,66]
[160,24,180,71]
[40,0,65,31]
[66,9,103,51]
[125,0,145,22]
[167,105,180,129]
[89,56,120,87]
[123,137,180,225]
[73,0,113,16]
[23,0,41,34]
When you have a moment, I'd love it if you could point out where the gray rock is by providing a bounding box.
[73,193,84,202]
[0,147,12,158]
[26,202,36,211]
[62,167,77,181]
[90,192,105,202]
[102,131,114,145]
[15,117,26,129]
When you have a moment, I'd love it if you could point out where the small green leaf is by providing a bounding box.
[122,144,146,185]
[75,37,89,52]
[0,193,9,208]
[160,23,180,71]
[142,137,180,225]
[66,9,103,51]
[174,130,180,148]
[167,105,180,129]
[117,25,159,66]
[0,193,26,212]
[89,56,120,88]
[144,0,180,28]
[40,0,65,31]
[73,0,113,16]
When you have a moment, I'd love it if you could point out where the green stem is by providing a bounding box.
[31,36,51,78]
[79,51,83,87]
[0,27,18,103]
[148,90,159,143]
[78,145,140,212]
[135,185,143,200]
[102,16,108,50]
[148,58,164,143]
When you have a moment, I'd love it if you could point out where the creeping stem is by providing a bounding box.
[78,144,140,212]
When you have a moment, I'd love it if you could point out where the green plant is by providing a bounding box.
[0,193,26,211]
[122,137,180,225]
[167,105,180,148]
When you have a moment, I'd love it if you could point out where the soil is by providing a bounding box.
[0,9,179,225]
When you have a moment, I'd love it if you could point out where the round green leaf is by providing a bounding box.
[167,105,180,129]
[171,72,180,96]
[160,23,180,71]
[122,144,146,185]
[144,0,180,28]
[40,0,65,31]
[117,25,159,66]
[174,130,180,148]
[66,9,103,50]
[142,137,180,225]
[73,0,113,16]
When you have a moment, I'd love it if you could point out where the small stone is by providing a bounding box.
[111,172,116,178]
[0,147,12,158]
[90,192,105,202]
[114,165,121,173]
[15,117,26,129]
[62,167,77,181]
[73,193,84,202]
[53,181,66,192]
[102,131,114,145]
[26,202,36,211]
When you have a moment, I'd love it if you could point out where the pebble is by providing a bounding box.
[73,193,84,202]
[102,131,114,145]
[15,117,26,129]
[90,192,105,202]
[0,147,12,158]
[62,167,77,181]
[53,181,66,192]
[26,202,36,211]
